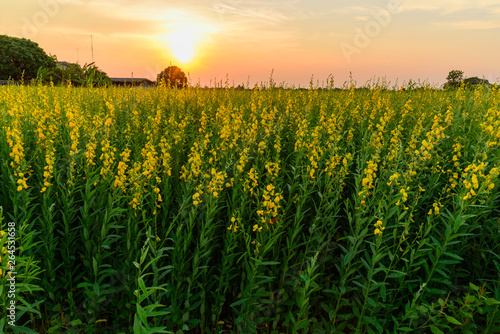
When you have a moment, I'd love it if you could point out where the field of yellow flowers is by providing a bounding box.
[1,83,499,333]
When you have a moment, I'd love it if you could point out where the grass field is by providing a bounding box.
[1,83,499,333]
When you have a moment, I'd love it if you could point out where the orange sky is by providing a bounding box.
[1,0,499,87]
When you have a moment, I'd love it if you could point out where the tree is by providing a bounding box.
[445,70,464,89]
[36,62,111,87]
[463,76,490,87]
[0,35,56,81]
[157,65,187,88]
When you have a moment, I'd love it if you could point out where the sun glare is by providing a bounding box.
[160,16,218,64]
[168,29,197,63]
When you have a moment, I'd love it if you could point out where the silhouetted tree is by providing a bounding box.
[157,65,187,88]
[0,35,56,80]
[445,70,464,89]
[463,77,490,86]
[444,70,492,90]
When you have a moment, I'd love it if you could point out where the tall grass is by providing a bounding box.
[0,82,499,333]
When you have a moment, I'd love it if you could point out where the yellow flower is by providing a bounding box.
[252,224,262,232]
[309,168,315,179]
[374,220,385,235]
[471,174,479,189]
[1,231,8,276]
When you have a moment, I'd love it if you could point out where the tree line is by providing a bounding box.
[0,35,493,90]
[0,35,187,88]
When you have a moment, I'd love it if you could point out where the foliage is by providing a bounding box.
[463,77,491,88]
[37,62,111,87]
[445,71,492,90]
[0,83,499,333]
[156,66,187,88]
[0,35,56,81]
[446,70,464,87]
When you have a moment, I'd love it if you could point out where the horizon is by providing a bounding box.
[1,0,499,87]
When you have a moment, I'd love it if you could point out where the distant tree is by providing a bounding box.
[157,65,187,88]
[463,76,490,86]
[445,70,464,89]
[36,62,111,87]
[0,35,56,81]
[79,62,111,87]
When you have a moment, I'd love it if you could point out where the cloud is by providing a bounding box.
[212,4,291,23]
[437,20,500,30]
[399,0,500,13]
[354,16,370,21]
[210,0,306,24]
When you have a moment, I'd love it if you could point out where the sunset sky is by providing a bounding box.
[1,0,499,87]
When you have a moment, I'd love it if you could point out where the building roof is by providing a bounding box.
[56,61,76,67]
[110,78,155,84]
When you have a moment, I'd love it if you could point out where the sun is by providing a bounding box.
[159,14,219,64]
[168,29,197,63]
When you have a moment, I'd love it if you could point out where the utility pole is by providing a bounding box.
[76,48,79,63]
[91,35,94,62]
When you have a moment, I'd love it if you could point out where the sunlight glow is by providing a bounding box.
[160,14,219,64]
[168,29,197,63]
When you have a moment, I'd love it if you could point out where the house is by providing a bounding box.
[56,61,76,70]
[109,78,155,88]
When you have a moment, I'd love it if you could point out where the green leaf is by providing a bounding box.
[146,327,170,333]
[380,283,387,302]
[443,252,463,261]
[259,261,281,266]
[388,271,407,278]
[77,282,93,289]
[134,314,143,333]
[430,325,444,334]
[138,277,147,295]
[11,326,40,333]
[295,319,311,330]
[230,298,249,307]
[398,327,414,331]
[445,315,461,325]
[70,319,83,326]
[93,257,98,276]
[365,297,377,307]
[484,298,500,306]
[137,304,148,326]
